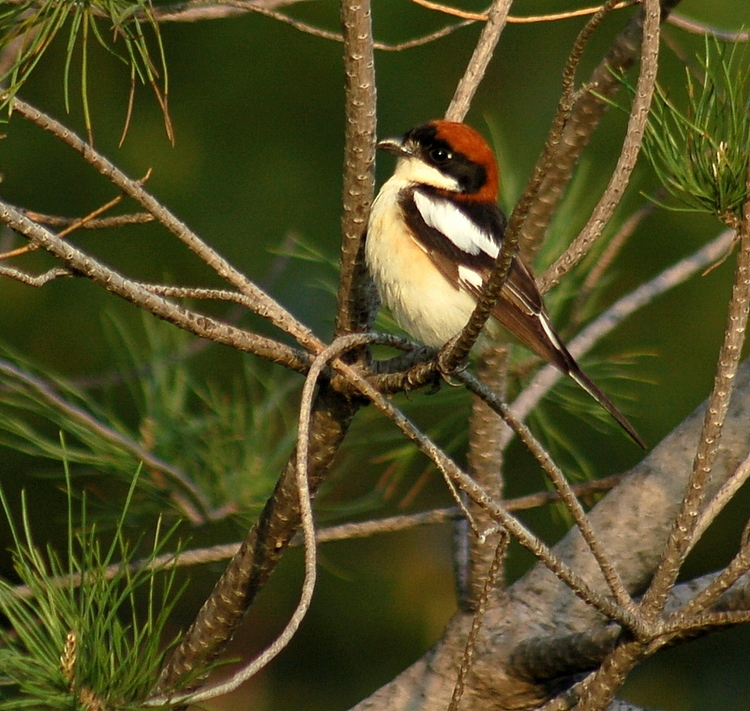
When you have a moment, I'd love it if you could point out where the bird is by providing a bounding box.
[365,119,645,448]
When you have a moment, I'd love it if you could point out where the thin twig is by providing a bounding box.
[669,532,750,621]
[0,209,153,260]
[341,357,640,629]
[667,13,749,42]
[539,0,661,294]
[445,0,512,122]
[376,22,474,51]
[569,200,657,329]
[521,0,682,260]
[0,193,128,259]
[0,201,313,374]
[448,533,508,711]
[8,475,628,600]
[413,0,636,24]
[19,210,153,230]
[10,98,323,355]
[149,0,475,50]
[0,264,75,286]
[458,370,639,620]
[688,452,750,556]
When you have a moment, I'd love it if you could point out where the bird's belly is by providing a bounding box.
[367,190,481,347]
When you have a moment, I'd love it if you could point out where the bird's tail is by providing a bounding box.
[566,365,646,449]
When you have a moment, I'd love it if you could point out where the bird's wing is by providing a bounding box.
[401,187,570,371]
[400,186,646,449]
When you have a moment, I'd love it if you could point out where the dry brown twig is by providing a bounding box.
[0,202,153,260]
[413,0,636,23]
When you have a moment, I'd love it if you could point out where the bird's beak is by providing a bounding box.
[377,137,413,157]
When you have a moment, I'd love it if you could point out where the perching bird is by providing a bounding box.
[365,119,644,448]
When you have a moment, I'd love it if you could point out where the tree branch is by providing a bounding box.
[538,0,661,294]
[0,202,312,373]
[10,98,323,354]
[351,357,750,710]
[641,166,750,619]
[523,0,682,262]
[335,0,378,338]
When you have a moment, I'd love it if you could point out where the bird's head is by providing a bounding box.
[378,120,499,202]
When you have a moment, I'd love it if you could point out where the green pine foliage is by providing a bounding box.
[642,38,750,227]
[0,319,300,526]
[0,466,182,709]
[0,0,169,140]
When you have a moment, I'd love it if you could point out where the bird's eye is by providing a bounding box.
[429,147,452,164]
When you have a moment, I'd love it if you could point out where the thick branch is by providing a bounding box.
[155,385,358,693]
[335,0,378,337]
[350,358,750,711]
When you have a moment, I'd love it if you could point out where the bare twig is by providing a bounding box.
[0,201,313,374]
[0,193,130,259]
[348,363,640,629]
[8,475,630,601]
[0,264,75,286]
[0,209,153,259]
[458,370,639,620]
[150,0,475,51]
[667,13,749,42]
[669,532,750,622]
[10,98,323,355]
[539,0,661,294]
[445,0,512,122]
[569,200,657,328]
[376,22,474,51]
[689,452,750,552]
[414,0,636,24]
[153,383,357,692]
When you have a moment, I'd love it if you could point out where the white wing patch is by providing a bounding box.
[458,264,484,289]
[413,191,499,259]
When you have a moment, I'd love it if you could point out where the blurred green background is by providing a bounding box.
[1,0,749,709]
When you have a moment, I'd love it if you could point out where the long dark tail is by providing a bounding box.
[566,363,646,449]
[492,260,646,448]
